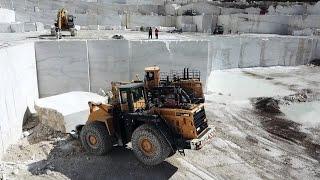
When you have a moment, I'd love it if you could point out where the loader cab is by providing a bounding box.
[68,15,74,22]
[119,83,146,113]
[67,15,75,28]
[144,66,160,90]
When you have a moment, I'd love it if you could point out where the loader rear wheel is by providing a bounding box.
[80,122,112,155]
[132,124,171,166]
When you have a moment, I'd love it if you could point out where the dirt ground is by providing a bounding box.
[1,65,320,180]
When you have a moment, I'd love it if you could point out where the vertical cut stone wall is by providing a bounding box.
[209,36,320,70]
[0,42,38,158]
[35,36,320,98]
[35,39,209,97]
[35,41,89,97]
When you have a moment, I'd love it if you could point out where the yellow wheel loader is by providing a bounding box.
[78,66,214,166]
[51,8,77,38]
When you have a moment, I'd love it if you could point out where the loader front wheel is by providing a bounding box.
[80,122,112,155]
[132,124,171,166]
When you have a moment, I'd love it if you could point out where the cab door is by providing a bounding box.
[132,87,146,111]
[120,90,134,112]
[120,90,129,112]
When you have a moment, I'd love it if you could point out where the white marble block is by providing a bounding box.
[10,22,25,32]
[24,22,37,32]
[0,8,15,23]
[35,91,107,133]
[0,42,38,158]
[87,40,130,93]
[35,41,89,97]
[0,23,11,32]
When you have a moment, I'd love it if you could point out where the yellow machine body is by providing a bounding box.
[87,66,208,145]
[144,66,160,90]
[87,102,114,135]
[56,8,68,30]
[174,79,204,100]
[153,104,206,139]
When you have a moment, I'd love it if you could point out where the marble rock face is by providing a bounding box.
[129,40,209,89]
[0,23,11,33]
[126,15,163,29]
[0,42,38,158]
[35,91,107,133]
[10,22,25,33]
[87,40,130,93]
[0,8,15,23]
[35,41,89,98]
[209,36,320,70]
[24,22,37,32]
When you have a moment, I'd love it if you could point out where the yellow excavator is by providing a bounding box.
[51,8,77,38]
[78,66,214,166]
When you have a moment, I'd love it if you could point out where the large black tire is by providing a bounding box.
[131,124,171,166]
[80,122,113,155]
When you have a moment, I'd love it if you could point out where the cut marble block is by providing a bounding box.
[209,35,320,70]
[292,28,314,36]
[35,91,107,133]
[35,41,89,97]
[35,22,44,31]
[181,24,197,32]
[10,22,25,32]
[0,8,15,23]
[0,23,11,32]
[0,42,38,158]
[24,22,36,32]
[88,40,130,93]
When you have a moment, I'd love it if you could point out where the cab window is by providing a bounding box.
[120,91,127,104]
[146,72,154,81]
[131,88,144,102]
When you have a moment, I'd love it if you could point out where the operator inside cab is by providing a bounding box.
[119,83,146,113]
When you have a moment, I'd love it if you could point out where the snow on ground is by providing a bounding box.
[234,65,320,140]
[207,68,295,101]
[280,101,320,129]
[202,65,320,179]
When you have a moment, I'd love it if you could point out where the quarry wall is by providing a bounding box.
[209,36,320,70]
[2,0,320,34]
[34,36,320,98]
[0,8,14,23]
[0,8,14,33]
[35,40,209,97]
[124,15,176,29]
[1,35,320,158]
[35,41,90,98]
[0,42,38,158]
[218,14,320,35]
